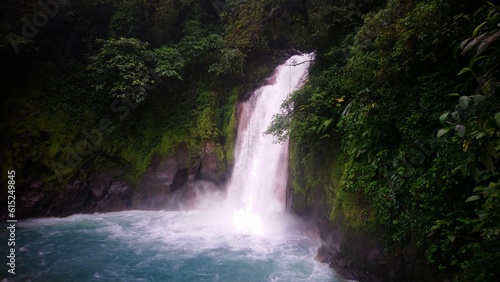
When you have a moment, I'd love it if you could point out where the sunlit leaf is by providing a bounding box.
[462,139,470,152]
[472,22,487,38]
[459,96,470,110]
[481,80,493,94]
[437,128,450,138]
[439,113,449,126]
[457,67,472,76]
[466,195,481,202]
[460,38,472,50]
[455,124,466,137]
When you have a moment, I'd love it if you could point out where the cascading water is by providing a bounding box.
[3,54,344,282]
[226,53,314,235]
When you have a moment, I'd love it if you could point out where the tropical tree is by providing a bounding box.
[87,37,183,103]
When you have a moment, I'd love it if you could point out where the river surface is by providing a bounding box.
[7,210,344,281]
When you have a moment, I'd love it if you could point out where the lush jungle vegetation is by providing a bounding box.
[0,0,313,185]
[1,0,499,280]
[267,0,500,280]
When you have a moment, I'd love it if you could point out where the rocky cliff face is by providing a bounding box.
[286,137,441,282]
[4,142,228,219]
[295,169,441,282]
[314,217,440,282]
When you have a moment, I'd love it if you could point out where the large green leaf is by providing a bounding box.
[473,21,487,38]
[457,67,472,76]
[455,124,466,137]
[466,195,481,202]
[439,112,450,126]
[437,127,451,138]
[459,96,470,110]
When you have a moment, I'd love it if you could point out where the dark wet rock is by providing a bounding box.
[97,180,132,212]
[303,182,441,282]
[156,157,177,184]
[134,154,178,210]
[20,188,44,209]
[131,191,148,209]
[48,178,89,216]
[30,180,43,189]
[200,153,218,172]
[96,196,125,213]
[175,144,189,169]
[136,183,169,210]
[108,180,130,195]
[87,169,124,201]
[315,245,332,263]
[181,187,197,208]
[4,142,228,219]
[194,170,217,184]
[89,179,108,201]
[171,168,189,191]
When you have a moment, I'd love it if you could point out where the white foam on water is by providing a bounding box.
[14,209,341,281]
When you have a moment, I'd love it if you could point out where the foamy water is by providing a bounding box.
[5,210,342,281]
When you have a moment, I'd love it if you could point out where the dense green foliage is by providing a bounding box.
[87,37,184,103]
[267,0,499,279]
[0,0,311,186]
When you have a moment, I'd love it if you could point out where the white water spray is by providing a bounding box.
[226,53,314,235]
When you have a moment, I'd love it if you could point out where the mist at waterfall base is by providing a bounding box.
[3,54,344,281]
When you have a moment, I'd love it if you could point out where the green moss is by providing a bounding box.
[2,42,268,196]
[197,107,218,141]
[143,128,156,146]
[331,185,372,230]
[222,91,238,165]
[288,139,318,214]
[222,111,236,165]
[158,133,183,157]
[114,130,191,185]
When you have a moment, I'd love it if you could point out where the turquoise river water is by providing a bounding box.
[2,210,345,281]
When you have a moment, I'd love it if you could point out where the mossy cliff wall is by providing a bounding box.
[0,52,286,220]
[288,135,440,282]
[1,94,237,219]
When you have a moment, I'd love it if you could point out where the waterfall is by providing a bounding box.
[11,53,339,281]
[225,53,314,234]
